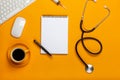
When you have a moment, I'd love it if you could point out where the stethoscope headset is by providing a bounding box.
[75,0,110,73]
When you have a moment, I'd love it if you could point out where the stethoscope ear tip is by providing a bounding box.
[90,0,97,3]
[104,5,108,9]
[85,64,94,74]
[93,0,97,3]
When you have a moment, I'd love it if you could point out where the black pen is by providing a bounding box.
[34,40,52,56]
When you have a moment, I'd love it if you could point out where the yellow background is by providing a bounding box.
[0,0,120,79]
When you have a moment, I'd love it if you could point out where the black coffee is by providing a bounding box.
[12,49,25,61]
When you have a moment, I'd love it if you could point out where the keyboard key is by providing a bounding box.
[0,0,35,24]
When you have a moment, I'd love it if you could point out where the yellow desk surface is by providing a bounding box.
[0,0,120,80]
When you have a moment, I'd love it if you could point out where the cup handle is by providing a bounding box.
[25,49,30,53]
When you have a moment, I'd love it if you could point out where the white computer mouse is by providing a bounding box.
[11,17,26,38]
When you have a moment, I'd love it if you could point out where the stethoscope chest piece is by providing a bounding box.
[85,64,94,74]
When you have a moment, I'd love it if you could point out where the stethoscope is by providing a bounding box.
[75,0,110,73]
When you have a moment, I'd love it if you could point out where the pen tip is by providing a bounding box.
[34,40,37,43]
[34,40,35,42]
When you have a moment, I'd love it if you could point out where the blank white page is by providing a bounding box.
[41,16,68,54]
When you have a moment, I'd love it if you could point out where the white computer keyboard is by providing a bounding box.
[0,0,35,24]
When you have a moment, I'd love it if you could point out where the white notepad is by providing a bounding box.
[41,16,68,54]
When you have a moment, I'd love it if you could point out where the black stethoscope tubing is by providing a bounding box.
[75,0,110,73]
[75,20,102,67]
